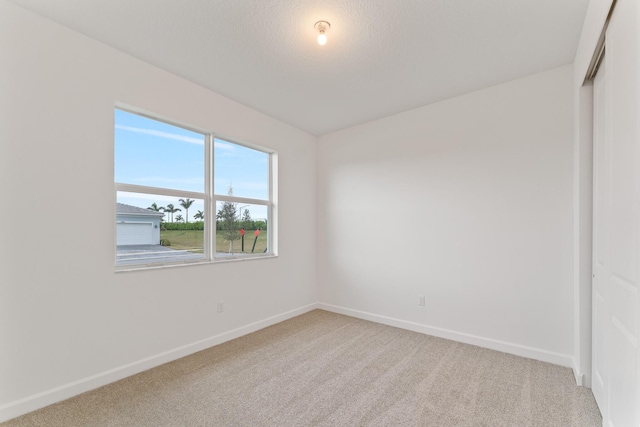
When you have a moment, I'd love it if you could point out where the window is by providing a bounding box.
[115,108,274,268]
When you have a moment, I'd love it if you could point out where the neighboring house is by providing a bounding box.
[116,203,164,245]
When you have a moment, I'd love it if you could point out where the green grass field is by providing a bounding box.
[160,230,268,254]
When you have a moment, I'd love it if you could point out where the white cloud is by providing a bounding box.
[116,125,204,145]
[133,176,203,186]
[214,140,235,151]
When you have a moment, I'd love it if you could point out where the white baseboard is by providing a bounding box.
[0,303,319,423]
[573,368,585,387]
[572,359,592,388]
[318,303,574,368]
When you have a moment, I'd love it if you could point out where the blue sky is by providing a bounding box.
[115,109,269,222]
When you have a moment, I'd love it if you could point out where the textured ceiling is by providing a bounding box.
[8,0,589,135]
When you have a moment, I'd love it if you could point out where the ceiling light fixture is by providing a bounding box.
[314,21,330,45]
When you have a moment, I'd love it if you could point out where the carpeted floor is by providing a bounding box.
[2,310,601,426]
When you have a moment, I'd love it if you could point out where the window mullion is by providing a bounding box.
[268,152,275,255]
[214,195,270,206]
[115,183,205,201]
[206,133,214,259]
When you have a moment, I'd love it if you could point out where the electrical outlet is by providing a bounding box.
[418,295,425,306]
[217,301,225,313]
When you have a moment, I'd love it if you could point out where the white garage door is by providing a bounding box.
[117,222,153,245]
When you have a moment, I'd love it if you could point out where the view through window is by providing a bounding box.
[114,108,273,268]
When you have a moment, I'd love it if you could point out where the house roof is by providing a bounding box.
[116,203,165,218]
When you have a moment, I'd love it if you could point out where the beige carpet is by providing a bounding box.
[2,310,601,426]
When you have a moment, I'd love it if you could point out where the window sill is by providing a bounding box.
[115,254,278,273]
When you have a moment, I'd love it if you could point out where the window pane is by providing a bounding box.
[115,109,205,193]
[216,201,268,257]
[214,138,269,200]
[116,192,205,266]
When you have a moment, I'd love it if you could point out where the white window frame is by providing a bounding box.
[114,107,276,270]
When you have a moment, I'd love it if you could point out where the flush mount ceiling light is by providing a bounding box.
[314,20,330,45]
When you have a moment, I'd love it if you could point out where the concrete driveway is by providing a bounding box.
[116,245,205,266]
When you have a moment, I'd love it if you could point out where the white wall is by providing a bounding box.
[317,66,574,366]
[0,1,317,421]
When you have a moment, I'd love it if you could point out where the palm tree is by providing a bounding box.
[165,204,181,222]
[147,203,165,221]
[179,198,195,223]
[175,214,184,223]
[194,210,204,221]
[147,202,164,212]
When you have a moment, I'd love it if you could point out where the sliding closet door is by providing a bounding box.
[591,57,608,420]
[592,0,640,424]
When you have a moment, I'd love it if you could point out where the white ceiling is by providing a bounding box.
[8,0,589,135]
